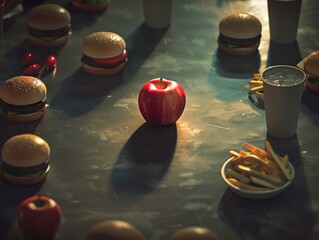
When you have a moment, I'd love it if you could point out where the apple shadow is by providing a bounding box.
[49,68,122,118]
[111,123,176,195]
[0,182,44,239]
[218,135,315,240]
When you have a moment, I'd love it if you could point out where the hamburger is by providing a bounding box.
[27,4,72,47]
[0,76,47,122]
[1,134,50,185]
[303,50,319,93]
[86,220,145,240]
[71,0,110,12]
[170,227,219,240]
[218,12,262,55]
[81,32,128,76]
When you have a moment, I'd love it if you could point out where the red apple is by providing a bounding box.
[138,78,186,126]
[17,195,62,240]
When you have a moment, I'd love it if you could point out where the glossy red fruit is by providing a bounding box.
[138,78,186,126]
[21,51,36,66]
[23,64,41,76]
[46,55,57,70]
[17,195,62,240]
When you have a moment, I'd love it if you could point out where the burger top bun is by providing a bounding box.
[219,12,262,39]
[304,50,319,77]
[86,220,145,240]
[82,32,126,58]
[0,76,47,105]
[27,4,71,30]
[170,227,219,240]
[1,134,50,168]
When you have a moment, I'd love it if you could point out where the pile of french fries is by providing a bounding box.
[226,141,293,191]
[248,73,263,96]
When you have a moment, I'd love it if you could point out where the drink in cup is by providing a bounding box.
[262,65,307,138]
[267,0,302,44]
[143,0,172,29]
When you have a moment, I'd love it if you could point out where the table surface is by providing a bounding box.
[0,0,319,239]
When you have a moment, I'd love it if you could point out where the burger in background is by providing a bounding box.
[86,220,145,240]
[27,4,71,47]
[303,50,319,93]
[0,75,47,122]
[81,32,128,76]
[71,0,110,12]
[218,12,262,56]
[0,134,50,185]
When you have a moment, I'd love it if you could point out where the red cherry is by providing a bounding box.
[23,64,41,76]
[46,55,57,70]
[21,51,36,66]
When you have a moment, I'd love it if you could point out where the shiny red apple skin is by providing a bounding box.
[138,78,186,126]
[17,195,62,240]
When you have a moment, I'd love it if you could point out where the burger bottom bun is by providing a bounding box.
[218,43,259,56]
[81,62,126,76]
[305,77,319,93]
[3,110,44,123]
[72,0,110,11]
[27,35,70,47]
[86,220,145,240]
[170,227,219,240]
[0,164,50,185]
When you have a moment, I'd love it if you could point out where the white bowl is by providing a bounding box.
[221,157,295,200]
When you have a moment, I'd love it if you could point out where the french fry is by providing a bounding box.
[225,141,293,193]
[249,85,264,95]
[265,141,292,181]
[236,164,283,186]
[242,154,269,169]
[252,73,262,80]
[249,80,263,87]
[227,178,268,191]
[242,143,271,159]
[250,176,277,189]
[226,168,251,184]
[281,154,289,168]
[229,150,240,158]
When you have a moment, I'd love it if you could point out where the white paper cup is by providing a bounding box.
[143,0,172,29]
[267,0,302,44]
[262,65,306,138]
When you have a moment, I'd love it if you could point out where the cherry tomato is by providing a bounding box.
[21,51,36,66]
[23,64,41,76]
[46,55,57,70]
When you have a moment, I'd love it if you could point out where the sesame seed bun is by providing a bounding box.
[71,0,110,12]
[304,50,319,77]
[82,32,126,59]
[27,4,71,30]
[219,12,262,39]
[0,76,47,106]
[27,4,71,47]
[1,134,50,185]
[218,12,262,55]
[86,220,145,240]
[304,50,319,93]
[81,32,127,76]
[170,227,219,240]
[0,76,47,122]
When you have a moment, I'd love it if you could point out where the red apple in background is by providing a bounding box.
[138,78,186,126]
[17,195,62,240]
